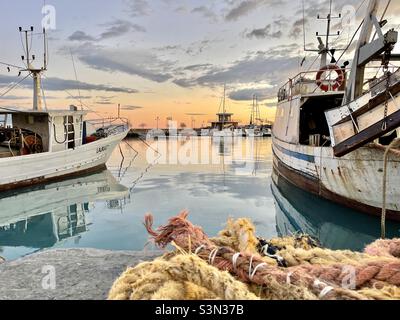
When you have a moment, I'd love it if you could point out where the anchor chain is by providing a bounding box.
[382,50,392,131]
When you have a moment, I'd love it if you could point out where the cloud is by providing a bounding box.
[42,77,138,93]
[185,39,218,56]
[95,95,116,105]
[191,6,218,22]
[174,49,299,88]
[126,0,150,17]
[0,95,30,100]
[66,95,92,100]
[63,43,175,83]
[122,105,143,110]
[155,45,182,52]
[185,113,207,116]
[69,20,145,42]
[289,18,307,39]
[68,31,96,42]
[225,0,283,21]
[0,74,138,94]
[99,19,146,39]
[96,101,113,105]
[245,25,282,39]
[228,86,274,101]
[183,64,213,71]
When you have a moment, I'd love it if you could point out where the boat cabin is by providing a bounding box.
[274,69,346,147]
[274,66,400,149]
[0,107,88,158]
[211,113,239,131]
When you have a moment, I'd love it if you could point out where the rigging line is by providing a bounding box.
[41,80,48,111]
[305,54,320,73]
[372,0,392,42]
[336,19,364,64]
[331,0,367,49]
[302,0,306,51]
[0,61,24,70]
[40,74,103,118]
[19,32,27,68]
[0,72,31,98]
[0,106,25,113]
[28,30,33,58]
[70,50,83,110]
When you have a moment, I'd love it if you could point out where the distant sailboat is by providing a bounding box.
[245,95,272,137]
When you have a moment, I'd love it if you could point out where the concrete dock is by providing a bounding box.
[0,249,161,300]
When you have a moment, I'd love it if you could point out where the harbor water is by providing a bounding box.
[0,137,399,261]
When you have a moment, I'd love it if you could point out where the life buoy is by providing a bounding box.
[316,65,344,92]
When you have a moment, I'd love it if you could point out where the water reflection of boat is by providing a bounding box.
[0,170,129,249]
[272,171,400,251]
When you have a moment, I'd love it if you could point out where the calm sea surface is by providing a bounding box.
[0,137,399,261]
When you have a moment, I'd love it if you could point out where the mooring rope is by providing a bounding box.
[381,138,400,239]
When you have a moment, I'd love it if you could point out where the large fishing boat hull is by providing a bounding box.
[272,136,400,221]
[0,130,128,192]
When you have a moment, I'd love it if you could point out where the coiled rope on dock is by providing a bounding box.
[109,212,400,300]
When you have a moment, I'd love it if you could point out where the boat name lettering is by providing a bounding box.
[97,146,108,154]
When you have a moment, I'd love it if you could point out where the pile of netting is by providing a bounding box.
[108,211,400,300]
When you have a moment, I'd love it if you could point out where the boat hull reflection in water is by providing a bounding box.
[0,170,129,253]
[272,172,400,252]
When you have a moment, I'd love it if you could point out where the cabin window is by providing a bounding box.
[299,95,343,147]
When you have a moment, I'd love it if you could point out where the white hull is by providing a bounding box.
[272,136,400,218]
[0,130,128,191]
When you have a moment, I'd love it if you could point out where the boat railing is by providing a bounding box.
[277,68,350,102]
[86,117,129,137]
[278,65,400,103]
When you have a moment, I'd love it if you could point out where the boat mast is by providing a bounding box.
[316,0,341,68]
[345,0,378,103]
[19,26,47,111]
[250,94,255,126]
[223,84,226,128]
[303,0,341,68]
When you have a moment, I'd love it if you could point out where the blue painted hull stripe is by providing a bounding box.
[274,144,315,163]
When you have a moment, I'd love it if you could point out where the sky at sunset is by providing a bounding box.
[0,0,400,128]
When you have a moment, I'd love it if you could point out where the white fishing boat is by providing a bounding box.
[0,28,129,192]
[272,0,400,221]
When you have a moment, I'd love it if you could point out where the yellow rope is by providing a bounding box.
[108,254,259,301]
[109,217,400,300]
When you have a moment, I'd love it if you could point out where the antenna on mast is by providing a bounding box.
[303,0,342,68]
[19,26,48,111]
[315,0,341,67]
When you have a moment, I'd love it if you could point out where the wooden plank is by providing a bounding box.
[358,100,400,131]
[332,121,356,145]
[334,108,400,157]
[334,80,400,126]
